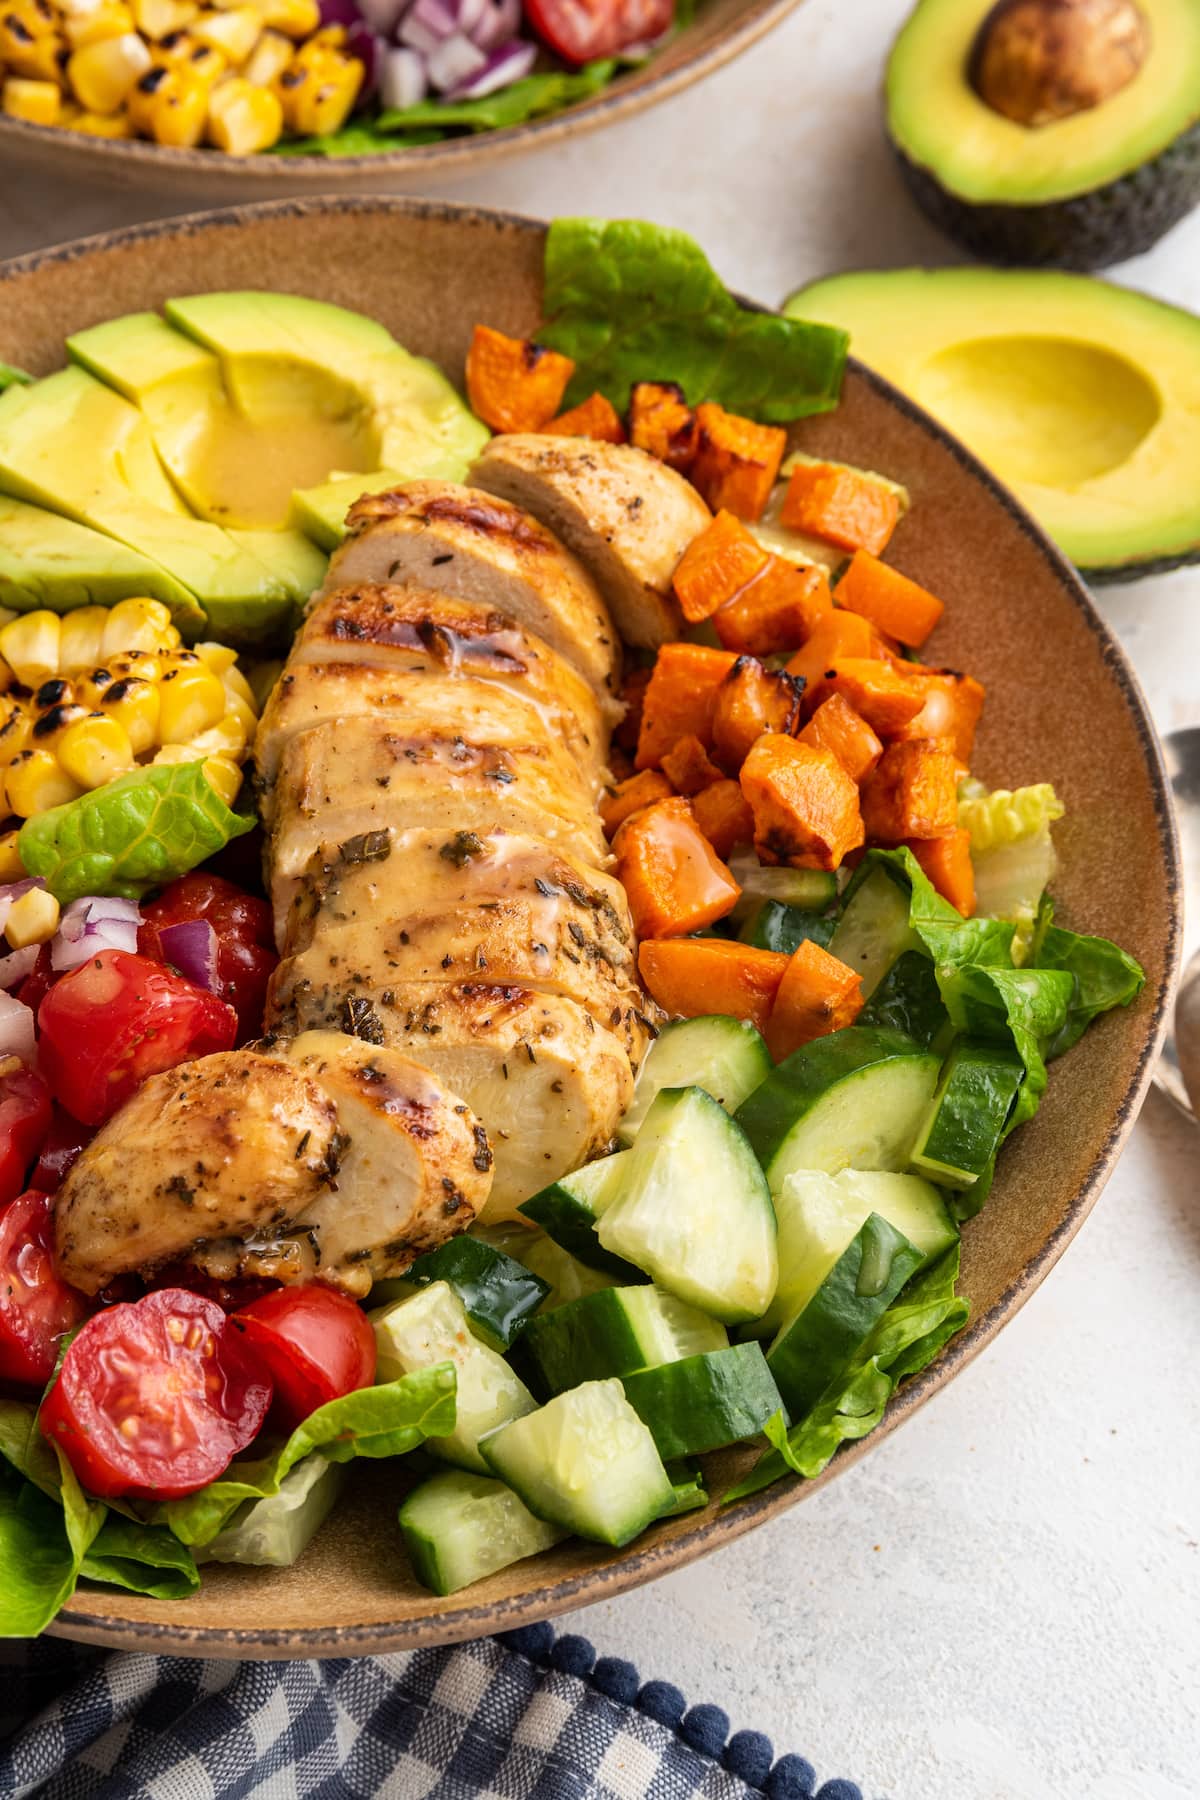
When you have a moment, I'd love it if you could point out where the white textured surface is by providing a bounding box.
[3,4,1200,1792]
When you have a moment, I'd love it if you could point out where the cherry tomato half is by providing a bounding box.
[37,950,238,1126]
[0,1064,51,1208]
[15,944,55,1019]
[0,1189,90,1388]
[233,1285,376,1429]
[39,1287,272,1499]
[140,873,276,1040]
[29,1106,93,1194]
[524,0,673,65]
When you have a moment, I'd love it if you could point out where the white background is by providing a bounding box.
[2,3,1199,1791]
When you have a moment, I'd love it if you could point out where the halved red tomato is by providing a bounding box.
[0,1064,51,1207]
[140,872,276,1040]
[0,1189,90,1388]
[37,949,238,1126]
[39,1287,272,1499]
[524,0,673,65]
[29,1106,92,1194]
[233,1285,376,1429]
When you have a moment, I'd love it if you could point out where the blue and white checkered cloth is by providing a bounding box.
[0,1624,864,1800]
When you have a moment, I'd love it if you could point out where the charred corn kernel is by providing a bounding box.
[128,57,207,142]
[73,105,134,132]
[58,606,108,674]
[57,710,135,789]
[157,659,225,742]
[64,0,132,44]
[186,712,247,759]
[32,678,75,714]
[5,750,83,817]
[0,832,24,882]
[194,641,238,676]
[30,701,88,752]
[0,702,31,762]
[2,76,62,122]
[206,72,280,150]
[99,674,159,754]
[293,20,341,55]
[0,4,64,80]
[191,4,258,58]
[0,612,60,688]
[243,24,289,83]
[259,0,316,35]
[68,30,151,109]
[106,648,165,685]
[100,596,177,659]
[277,47,359,135]
[5,886,59,949]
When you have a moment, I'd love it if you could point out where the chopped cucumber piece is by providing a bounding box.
[522,1285,728,1393]
[735,1027,941,1196]
[661,1460,709,1517]
[399,1469,566,1596]
[520,1152,640,1279]
[728,855,838,922]
[599,1087,778,1325]
[766,1215,925,1417]
[739,899,836,955]
[828,864,918,998]
[200,1456,342,1568]
[480,1378,673,1547]
[622,1343,784,1460]
[370,1236,550,1351]
[371,1282,535,1472]
[747,1169,958,1339]
[618,1015,771,1146]
[518,1235,623,1310]
[858,949,951,1051]
[910,1039,1025,1190]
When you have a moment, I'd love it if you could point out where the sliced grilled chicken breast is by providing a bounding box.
[265,979,634,1223]
[470,436,711,649]
[330,482,620,698]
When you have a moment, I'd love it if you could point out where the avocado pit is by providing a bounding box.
[970,0,1150,127]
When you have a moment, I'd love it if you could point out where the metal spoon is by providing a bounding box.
[1156,728,1200,1119]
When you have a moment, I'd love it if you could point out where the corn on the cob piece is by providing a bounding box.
[191,3,258,58]
[132,0,194,37]
[205,71,281,150]
[150,745,242,806]
[243,24,289,83]
[5,750,84,817]
[57,711,137,789]
[5,887,60,948]
[193,641,238,676]
[58,607,109,675]
[0,703,31,764]
[72,105,135,133]
[0,1,65,80]
[68,30,152,110]
[100,596,178,658]
[126,59,204,141]
[258,0,317,36]
[0,612,61,688]
[276,44,359,135]
[0,833,24,882]
[2,76,63,123]
[157,652,227,743]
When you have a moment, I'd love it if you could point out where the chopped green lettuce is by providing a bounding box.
[958,782,1064,955]
[377,61,621,136]
[1032,900,1145,1060]
[81,1514,200,1600]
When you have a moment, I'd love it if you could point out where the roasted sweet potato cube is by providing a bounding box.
[614,665,652,756]
[905,829,975,916]
[835,550,944,648]
[784,609,887,687]
[639,937,789,1032]
[765,938,864,1060]
[465,325,575,434]
[739,737,864,871]
[673,510,771,624]
[629,381,699,473]
[600,769,674,838]
[634,642,738,770]
[711,656,804,774]
[713,555,832,656]
[691,778,756,859]
[861,739,960,843]
[544,391,626,443]
[691,402,788,522]
[893,667,986,765]
[799,693,883,784]
[780,458,902,554]
[660,733,724,796]
[804,659,926,736]
[613,796,741,937]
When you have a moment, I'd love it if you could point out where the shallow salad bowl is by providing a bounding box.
[0,197,1179,1659]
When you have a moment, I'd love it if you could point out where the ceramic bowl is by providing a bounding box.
[0,196,1178,1658]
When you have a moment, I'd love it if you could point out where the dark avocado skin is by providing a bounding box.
[1082,545,1200,583]
[893,116,1200,271]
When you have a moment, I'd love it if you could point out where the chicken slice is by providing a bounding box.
[265,980,634,1224]
[330,482,620,699]
[470,436,712,649]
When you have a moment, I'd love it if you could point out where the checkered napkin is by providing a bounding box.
[0,1624,864,1800]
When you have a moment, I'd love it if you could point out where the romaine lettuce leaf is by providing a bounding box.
[378,60,620,136]
[81,1515,199,1600]
[1031,901,1146,1059]
[0,1398,106,1636]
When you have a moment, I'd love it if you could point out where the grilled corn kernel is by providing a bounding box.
[220,663,257,712]
[203,754,241,806]
[259,0,317,35]
[0,701,31,762]
[194,641,238,677]
[128,56,208,141]
[277,47,360,135]
[187,713,247,759]
[293,20,342,56]
[5,886,59,949]
[72,104,134,132]
[0,832,24,882]
[100,596,178,659]
[206,72,280,150]
[243,25,290,83]
[223,693,257,741]
[64,0,133,44]
[133,0,194,35]
[157,659,225,742]
[58,606,108,674]
[57,710,136,788]
[31,701,88,751]
[2,75,62,122]
[106,648,165,685]
[0,611,60,688]
[192,4,258,58]
[0,4,64,80]
[5,750,83,817]
[68,30,151,110]
[100,674,159,755]
[33,678,75,714]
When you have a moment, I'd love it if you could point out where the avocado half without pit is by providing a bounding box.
[886,0,1200,268]
[785,266,1200,580]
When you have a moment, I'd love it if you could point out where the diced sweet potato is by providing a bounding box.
[465,325,574,434]
[710,655,804,774]
[835,550,944,648]
[639,937,789,1032]
[713,556,832,656]
[784,609,886,688]
[673,510,771,624]
[804,658,926,736]
[600,769,674,839]
[861,739,960,843]
[629,381,699,473]
[780,459,901,554]
[905,829,976,916]
[661,733,724,796]
[614,796,741,937]
[765,938,864,1061]
[614,665,652,756]
[544,392,626,444]
[634,643,738,770]
[691,402,788,522]
[739,736,864,871]
[799,693,883,784]
[691,778,756,859]
[893,667,986,765]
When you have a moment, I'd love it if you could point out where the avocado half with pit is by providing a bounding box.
[0,294,487,646]
[887,0,1200,268]
[785,267,1200,580]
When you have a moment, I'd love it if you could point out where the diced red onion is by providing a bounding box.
[318,0,361,22]
[379,44,428,105]
[157,919,221,995]
[467,0,519,49]
[72,896,141,925]
[454,0,486,37]
[0,877,44,940]
[0,991,35,1064]
[52,896,142,972]
[356,0,406,31]
[427,28,486,89]
[0,945,38,992]
[445,34,534,93]
[403,0,457,42]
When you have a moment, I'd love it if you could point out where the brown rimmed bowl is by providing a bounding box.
[0,196,1179,1659]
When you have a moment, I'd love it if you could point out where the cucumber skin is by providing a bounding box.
[398,1470,564,1597]
[740,900,836,955]
[618,1015,772,1146]
[735,1026,927,1173]
[622,1343,785,1461]
[520,1182,642,1282]
[859,950,952,1052]
[522,1286,725,1393]
[393,1238,550,1351]
[911,1040,1025,1188]
[766,1214,925,1418]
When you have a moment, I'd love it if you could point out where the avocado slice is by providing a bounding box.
[785,266,1200,579]
[886,0,1200,268]
[289,469,410,551]
[0,494,205,620]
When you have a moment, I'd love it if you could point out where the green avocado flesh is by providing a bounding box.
[0,293,486,643]
[786,267,1200,577]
